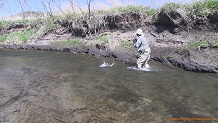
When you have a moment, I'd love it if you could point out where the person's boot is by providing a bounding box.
[144,64,150,69]
[137,65,142,69]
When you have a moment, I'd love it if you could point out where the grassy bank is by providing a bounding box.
[161,0,218,15]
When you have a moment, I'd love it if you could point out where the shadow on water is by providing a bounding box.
[0,49,218,123]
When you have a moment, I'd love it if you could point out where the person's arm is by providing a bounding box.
[134,37,142,48]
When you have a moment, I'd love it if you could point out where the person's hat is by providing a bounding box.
[136,29,143,35]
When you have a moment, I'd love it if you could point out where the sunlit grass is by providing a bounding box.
[96,34,109,44]
[0,35,7,42]
[111,5,157,15]
[51,39,84,47]
[161,2,183,13]
[6,29,37,43]
[64,39,83,46]
[187,40,209,48]
[120,39,132,49]
[192,0,218,16]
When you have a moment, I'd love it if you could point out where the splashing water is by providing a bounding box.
[127,64,151,71]
[127,66,151,71]
[99,60,114,68]
[127,64,164,72]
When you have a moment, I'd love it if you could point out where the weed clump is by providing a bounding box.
[161,3,182,14]
[112,5,156,15]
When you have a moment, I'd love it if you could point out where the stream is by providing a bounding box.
[0,48,217,123]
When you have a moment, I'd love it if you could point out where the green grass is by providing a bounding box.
[163,53,174,59]
[55,39,84,47]
[96,34,109,43]
[188,40,209,48]
[90,5,157,16]
[0,20,12,27]
[0,35,7,42]
[0,18,58,43]
[193,0,218,11]
[31,20,58,39]
[7,28,37,43]
[120,39,132,49]
[40,18,59,31]
[0,20,13,29]
[0,19,29,27]
[0,18,46,31]
[146,8,157,16]
[160,0,218,16]
[192,0,218,16]
[62,13,85,20]
[111,5,157,15]
[29,18,46,24]
[13,19,29,24]
[116,32,121,36]
[44,22,58,31]
[0,18,53,27]
[212,40,218,47]
[198,10,209,16]
[183,39,218,49]
[0,19,28,25]
[115,5,145,13]
[0,29,36,43]
[161,2,182,13]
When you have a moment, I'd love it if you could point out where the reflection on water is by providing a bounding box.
[0,49,217,123]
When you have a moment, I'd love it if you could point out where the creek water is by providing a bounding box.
[0,48,217,123]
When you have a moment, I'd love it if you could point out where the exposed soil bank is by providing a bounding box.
[1,11,218,73]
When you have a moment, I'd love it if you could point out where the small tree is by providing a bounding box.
[53,0,65,15]
[68,0,84,16]
[87,0,94,19]
[41,0,54,17]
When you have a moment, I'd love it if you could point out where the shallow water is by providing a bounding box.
[0,49,217,123]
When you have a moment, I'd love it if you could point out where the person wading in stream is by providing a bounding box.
[134,28,151,69]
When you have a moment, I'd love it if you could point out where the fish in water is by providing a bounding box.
[100,60,114,68]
